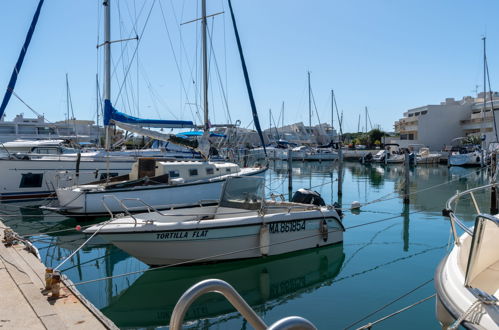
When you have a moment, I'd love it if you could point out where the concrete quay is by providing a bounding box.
[0,219,117,330]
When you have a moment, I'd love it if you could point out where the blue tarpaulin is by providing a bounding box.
[177,131,226,138]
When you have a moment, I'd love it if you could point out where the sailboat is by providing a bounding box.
[0,0,266,201]
[48,0,266,214]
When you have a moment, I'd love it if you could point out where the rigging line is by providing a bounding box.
[333,92,343,138]
[344,278,433,329]
[206,20,232,124]
[114,0,157,104]
[8,89,51,123]
[311,88,323,130]
[108,0,148,94]
[158,1,200,123]
[355,294,436,330]
[117,1,138,117]
[168,0,201,122]
[485,58,499,142]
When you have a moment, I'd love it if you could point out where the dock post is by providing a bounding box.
[288,150,293,201]
[491,152,498,214]
[404,150,410,204]
[338,147,343,197]
[243,148,248,167]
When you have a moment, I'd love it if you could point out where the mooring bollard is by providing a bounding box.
[51,272,61,298]
[45,268,54,290]
[338,147,343,197]
[404,150,410,204]
[491,152,498,214]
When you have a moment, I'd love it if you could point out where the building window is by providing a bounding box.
[189,169,198,176]
[169,170,180,178]
[100,173,118,180]
[206,168,214,175]
[19,173,43,188]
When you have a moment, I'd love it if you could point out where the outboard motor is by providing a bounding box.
[361,153,373,163]
[291,189,325,206]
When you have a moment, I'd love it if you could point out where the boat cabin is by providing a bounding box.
[129,159,240,182]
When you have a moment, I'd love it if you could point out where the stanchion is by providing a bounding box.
[288,150,293,201]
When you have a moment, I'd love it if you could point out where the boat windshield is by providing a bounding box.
[219,176,265,210]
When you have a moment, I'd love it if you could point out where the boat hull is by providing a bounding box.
[53,168,266,215]
[99,216,343,266]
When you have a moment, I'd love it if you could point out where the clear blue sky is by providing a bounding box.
[1,0,498,133]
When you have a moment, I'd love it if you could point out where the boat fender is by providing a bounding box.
[320,219,328,242]
[259,224,270,256]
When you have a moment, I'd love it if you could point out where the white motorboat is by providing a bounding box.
[48,159,266,216]
[414,147,441,164]
[85,176,344,266]
[290,146,338,161]
[372,144,406,164]
[436,185,499,329]
[448,145,484,167]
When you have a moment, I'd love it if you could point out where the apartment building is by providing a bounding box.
[391,93,499,150]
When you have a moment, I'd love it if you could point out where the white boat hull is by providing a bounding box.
[449,151,483,167]
[54,167,266,215]
[0,158,133,200]
[93,210,343,266]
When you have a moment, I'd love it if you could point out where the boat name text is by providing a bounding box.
[156,230,208,240]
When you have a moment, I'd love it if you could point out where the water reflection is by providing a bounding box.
[102,244,345,328]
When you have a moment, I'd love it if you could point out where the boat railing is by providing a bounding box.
[170,279,317,330]
[443,183,495,244]
[101,195,139,222]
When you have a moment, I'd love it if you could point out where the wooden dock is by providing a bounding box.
[0,219,118,330]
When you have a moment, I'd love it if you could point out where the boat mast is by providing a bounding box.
[308,71,311,129]
[104,0,112,150]
[365,106,368,134]
[202,0,209,132]
[482,36,486,142]
[331,90,334,141]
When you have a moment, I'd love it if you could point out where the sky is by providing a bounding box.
[1,0,499,133]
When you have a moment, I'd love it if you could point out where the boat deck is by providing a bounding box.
[0,219,118,329]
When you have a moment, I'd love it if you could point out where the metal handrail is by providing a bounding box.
[169,279,316,330]
[101,195,138,223]
[444,183,496,243]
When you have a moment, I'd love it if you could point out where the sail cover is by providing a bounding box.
[104,100,195,128]
[0,0,44,120]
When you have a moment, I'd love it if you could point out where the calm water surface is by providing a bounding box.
[0,162,490,329]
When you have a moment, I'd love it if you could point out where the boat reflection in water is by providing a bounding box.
[102,243,345,328]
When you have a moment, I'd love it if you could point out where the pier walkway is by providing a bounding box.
[0,219,117,329]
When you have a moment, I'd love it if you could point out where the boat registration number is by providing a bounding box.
[269,220,306,234]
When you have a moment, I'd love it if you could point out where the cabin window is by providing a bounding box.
[421,110,427,115]
[100,173,118,180]
[206,168,214,175]
[189,169,198,176]
[226,168,231,173]
[169,170,180,178]
[19,173,43,188]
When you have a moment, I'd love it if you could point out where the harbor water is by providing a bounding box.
[0,161,489,329]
